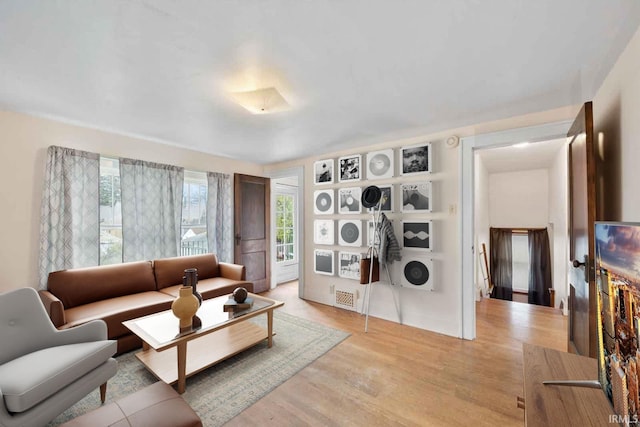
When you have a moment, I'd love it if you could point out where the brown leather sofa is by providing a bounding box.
[38,254,253,354]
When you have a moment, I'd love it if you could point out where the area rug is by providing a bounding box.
[48,311,349,426]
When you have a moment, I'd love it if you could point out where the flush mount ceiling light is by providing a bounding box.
[230,87,290,114]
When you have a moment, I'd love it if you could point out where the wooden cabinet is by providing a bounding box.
[521,343,614,426]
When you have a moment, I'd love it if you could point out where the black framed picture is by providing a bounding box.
[314,159,334,185]
[400,143,432,175]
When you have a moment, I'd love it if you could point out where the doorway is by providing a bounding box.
[268,167,305,298]
[460,121,572,339]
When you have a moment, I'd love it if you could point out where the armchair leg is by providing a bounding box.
[100,382,107,403]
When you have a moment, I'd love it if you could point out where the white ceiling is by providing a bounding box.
[1,1,639,165]
[476,139,566,174]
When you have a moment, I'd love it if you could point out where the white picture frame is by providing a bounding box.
[401,182,432,212]
[402,220,432,251]
[313,189,334,215]
[313,219,335,245]
[400,143,432,175]
[400,256,434,291]
[338,219,362,247]
[366,148,394,180]
[338,187,362,214]
[338,251,361,280]
[314,249,334,276]
[314,159,334,185]
[338,154,362,182]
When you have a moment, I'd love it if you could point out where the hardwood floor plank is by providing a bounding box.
[224,281,567,426]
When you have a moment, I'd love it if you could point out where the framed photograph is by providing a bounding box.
[366,149,394,180]
[338,187,362,214]
[314,249,334,276]
[378,185,393,212]
[402,220,432,251]
[338,219,362,247]
[338,251,361,280]
[314,159,334,185]
[400,143,432,175]
[313,219,334,245]
[400,256,434,291]
[401,182,432,212]
[313,189,334,215]
[338,154,361,182]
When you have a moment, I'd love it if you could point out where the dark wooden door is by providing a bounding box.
[234,174,270,293]
[568,102,598,358]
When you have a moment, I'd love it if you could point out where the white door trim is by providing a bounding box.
[459,120,572,339]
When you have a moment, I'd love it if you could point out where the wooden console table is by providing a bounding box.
[522,343,614,426]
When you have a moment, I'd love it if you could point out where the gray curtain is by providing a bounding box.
[528,228,552,306]
[120,158,183,262]
[490,228,513,301]
[206,172,233,263]
[38,146,100,289]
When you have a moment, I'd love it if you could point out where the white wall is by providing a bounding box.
[474,154,490,297]
[0,111,264,293]
[489,169,549,227]
[548,144,569,310]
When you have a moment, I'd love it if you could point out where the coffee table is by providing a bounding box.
[122,292,284,394]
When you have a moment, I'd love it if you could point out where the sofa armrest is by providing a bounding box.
[38,290,66,328]
[219,262,246,281]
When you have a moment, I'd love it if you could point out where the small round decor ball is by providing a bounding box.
[233,287,248,303]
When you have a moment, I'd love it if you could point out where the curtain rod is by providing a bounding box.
[490,227,547,234]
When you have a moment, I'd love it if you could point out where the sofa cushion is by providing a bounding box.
[48,261,156,309]
[62,291,174,339]
[158,277,254,300]
[153,254,220,290]
[0,340,116,413]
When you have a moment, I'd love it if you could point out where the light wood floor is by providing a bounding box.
[225,281,567,426]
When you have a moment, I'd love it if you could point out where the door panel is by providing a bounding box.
[234,174,270,293]
[568,101,597,358]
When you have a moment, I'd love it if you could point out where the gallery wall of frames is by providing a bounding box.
[312,142,436,295]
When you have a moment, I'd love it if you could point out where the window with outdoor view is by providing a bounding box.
[181,170,208,255]
[275,193,296,263]
[99,157,123,264]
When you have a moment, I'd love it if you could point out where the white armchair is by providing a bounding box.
[0,288,117,427]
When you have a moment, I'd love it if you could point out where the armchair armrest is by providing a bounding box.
[54,320,109,344]
[38,290,66,327]
[219,262,246,281]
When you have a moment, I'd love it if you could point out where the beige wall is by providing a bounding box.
[0,110,263,293]
[593,24,640,221]
[267,107,576,337]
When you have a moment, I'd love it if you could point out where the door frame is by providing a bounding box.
[268,166,305,297]
[459,120,572,339]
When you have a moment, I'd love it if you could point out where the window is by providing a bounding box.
[99,157,123,264]
[181,171,208,256]
[512,234,530,293]
[275,191,296,263]
[100,160,209,263]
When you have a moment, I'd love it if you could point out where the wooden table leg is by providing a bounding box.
[177,342,187,394]
[267,310,273,348]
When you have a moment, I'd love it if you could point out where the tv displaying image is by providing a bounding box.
[595,222,640,423]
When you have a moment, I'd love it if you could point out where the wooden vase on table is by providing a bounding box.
[171,286,200,332]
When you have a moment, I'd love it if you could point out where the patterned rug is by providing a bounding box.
[48,311,349,426]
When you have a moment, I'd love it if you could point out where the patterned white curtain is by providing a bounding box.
[38,146,100,289]
[120,158,184,262]
[206,172,233,263]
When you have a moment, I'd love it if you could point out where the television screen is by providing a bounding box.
[595,222,640,423]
